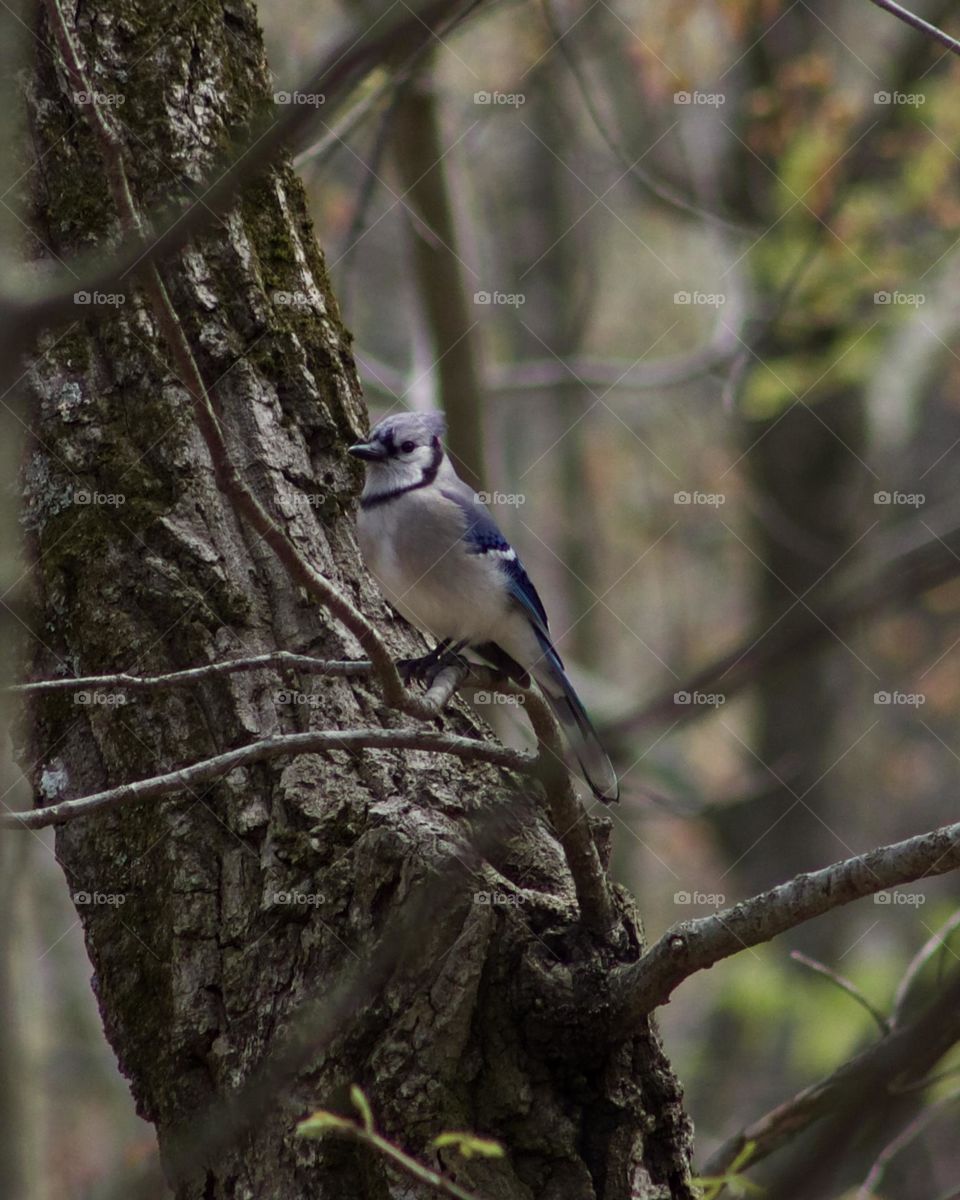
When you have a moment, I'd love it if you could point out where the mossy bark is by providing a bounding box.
[19,3,694,1197]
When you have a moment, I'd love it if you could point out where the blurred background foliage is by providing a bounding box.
[16,0,960,1196]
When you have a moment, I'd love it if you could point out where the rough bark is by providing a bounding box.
[17,3,693,1198]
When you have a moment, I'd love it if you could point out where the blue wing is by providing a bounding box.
[439,485,616,800]
[439,485,557,655]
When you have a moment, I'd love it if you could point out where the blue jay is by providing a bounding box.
[349,411,619,803]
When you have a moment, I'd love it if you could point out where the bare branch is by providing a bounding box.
[10,647,617,931]
[866,0,960,55]
[1,727,534,831]
[704,968,960,1181]
[790,950,890,1035]
[8,654,510,698]
[9,653,374,694]
[857,1088,960,1200]
[892,907,960,1026]
[608,820,960,1030]
[522,690,617,936]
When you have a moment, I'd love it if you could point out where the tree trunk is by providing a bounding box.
[18,3,693,1197]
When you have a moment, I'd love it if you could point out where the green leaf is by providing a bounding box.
[350,1084,375,1133]
[432,1131,505,1159]
[296,1110,355,1138]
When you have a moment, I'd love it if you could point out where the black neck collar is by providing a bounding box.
[360,440,443,511]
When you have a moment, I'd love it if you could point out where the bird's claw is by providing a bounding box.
[396,644,468,689]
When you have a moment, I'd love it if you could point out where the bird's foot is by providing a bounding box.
[427,648,471,686]
[396,642,471,689]
[396,640,450,687]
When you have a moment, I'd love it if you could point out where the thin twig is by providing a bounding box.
[892,907,960,1026]
[857,1088,960,1200]
[791,950,890,1035]
[302,1120,490,1200]
[522,691,616,935]
[8,653,507,697]
[866,0,960,55]
[1,727,534,830]
[8,653,373,694]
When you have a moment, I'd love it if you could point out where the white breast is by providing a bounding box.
[357,489,515,645]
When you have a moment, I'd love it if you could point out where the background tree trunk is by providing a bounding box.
[18,3,693,1197]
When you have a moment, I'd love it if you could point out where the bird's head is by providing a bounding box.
[349,411,446,492]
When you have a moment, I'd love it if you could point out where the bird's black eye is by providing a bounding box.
[400,440,416,454]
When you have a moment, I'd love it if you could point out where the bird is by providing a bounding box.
[348,410,619,803]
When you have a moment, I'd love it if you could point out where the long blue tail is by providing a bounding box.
[530,636,619,803]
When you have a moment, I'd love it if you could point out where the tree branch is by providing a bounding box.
[866,0,960,55]
[608,820,960,1030]
[7,653,512,699]
[1,727,534,831]
[9,653,374,694]
[704,968,960,1181]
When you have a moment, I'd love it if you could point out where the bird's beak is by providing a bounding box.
[348,440,387,462]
